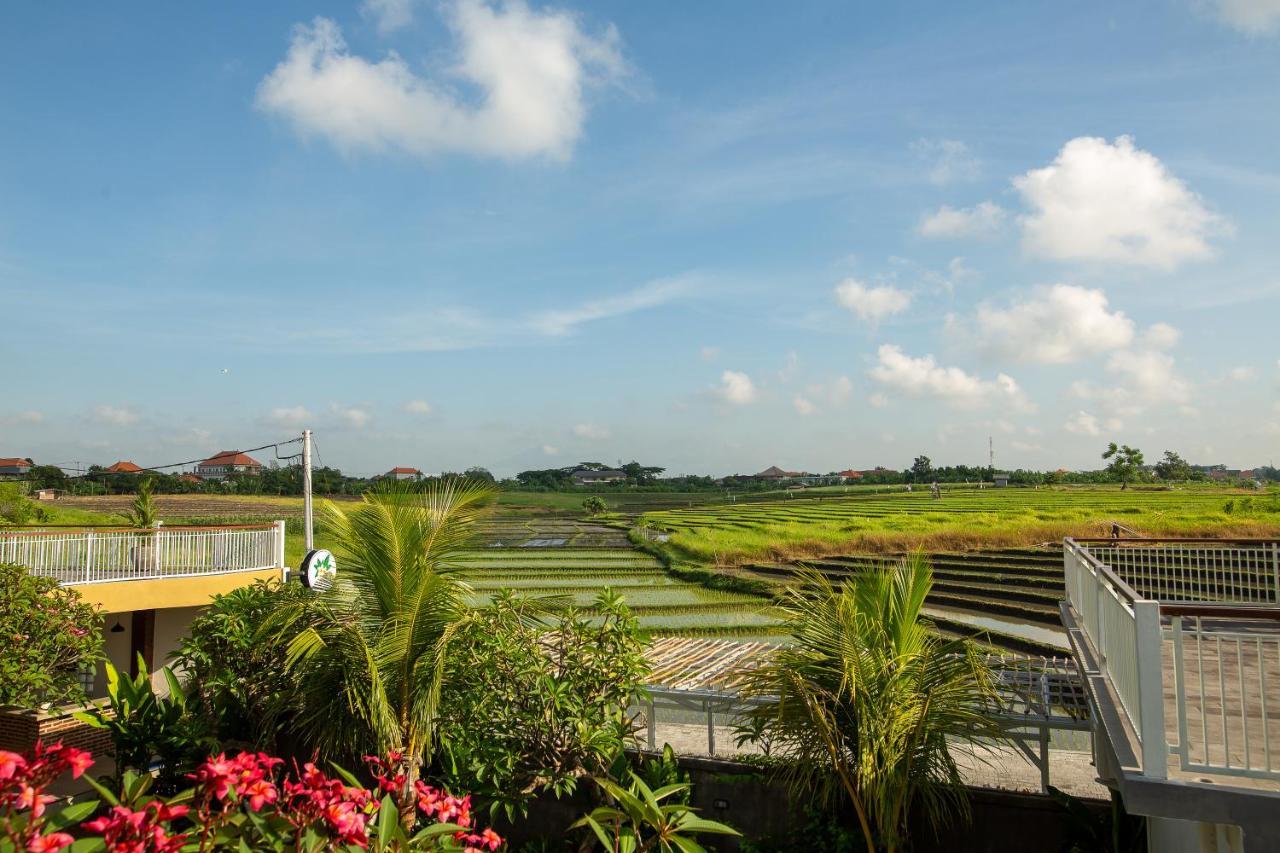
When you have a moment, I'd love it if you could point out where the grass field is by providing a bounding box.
[642,486,1280,566]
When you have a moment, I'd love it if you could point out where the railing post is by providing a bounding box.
[1171,616,1188,772]
[274,520,287,579]
[1271,543,1279,606]
[1133,600,1168,779]
[84,532,94,584]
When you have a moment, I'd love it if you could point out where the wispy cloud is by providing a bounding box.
[529,275,700,336]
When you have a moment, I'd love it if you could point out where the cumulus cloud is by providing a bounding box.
[0,411,44,426]
[793,395,817,416]
[573,423,610,440]
[972,285,1135,364]
[267,406,312,428]
[1227,365,1258,382]
[917,201,1006,239]
[332,405,372,428]
[1210,0,1280,34]
[1014,136,1224,269]
[541,444,560,455]
[92,405,140,426]
[1065,410,1102,436]
[910,138,980,184]
[716,370,758,405]
[1142,322,1181,350]
[257,2,625,162]
[1104,348,1191,405]
[834,279,912,323]
[361,0,415,33]
[868,345,1028,409]
[403,399,433,415]
[530,277,694,336]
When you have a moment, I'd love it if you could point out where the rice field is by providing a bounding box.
[643,486,1280,565]
[454,524,781,638]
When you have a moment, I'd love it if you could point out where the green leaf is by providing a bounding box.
[46,799,100,830]
[376,794,399,848]
[82,774,120,807]
[68,839,107,853]
[673,816,740,836]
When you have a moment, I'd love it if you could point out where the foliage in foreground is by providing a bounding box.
[0,742,503,852]
[265,480,495,809]
[735,554,1000,853]
[172,579,311,750]
[438,590,649,817]
[0,563,102,708]
[571,773,738,853]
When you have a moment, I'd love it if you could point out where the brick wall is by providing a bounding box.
[0,703,114,756]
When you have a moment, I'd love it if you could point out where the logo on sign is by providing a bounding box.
[300,548,338,590]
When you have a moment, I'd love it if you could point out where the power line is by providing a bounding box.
[6,436,304,483]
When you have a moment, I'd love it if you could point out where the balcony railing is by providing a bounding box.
[1064,537,1280,782]
[0,522,286,585]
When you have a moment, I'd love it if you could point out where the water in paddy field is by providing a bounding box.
[925,605,1070,651]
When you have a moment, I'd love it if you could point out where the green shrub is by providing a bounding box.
[0,562,102,707]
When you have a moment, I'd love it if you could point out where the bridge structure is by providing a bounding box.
[1062,537,1280,853]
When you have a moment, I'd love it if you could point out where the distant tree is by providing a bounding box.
[582,496,607,516]
[26,465,66,489]
[1153,450,1192,482]
[620,461,665,484]
[1102,443,1145,490]
[909,455,934,483]
[463,466,496,484]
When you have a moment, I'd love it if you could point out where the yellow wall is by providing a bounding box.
[72,568,284,613]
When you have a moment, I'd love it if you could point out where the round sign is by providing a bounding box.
[300,549,337,590]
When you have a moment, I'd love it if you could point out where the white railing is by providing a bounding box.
[1065,538,1280,782]
[0,522,286,585]
[1063,538,1167,778]
[1170,616,1280,778]
[1086,541,1280,605]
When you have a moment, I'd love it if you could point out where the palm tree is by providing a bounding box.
[735,553,1000,853]
[268,479,494,802]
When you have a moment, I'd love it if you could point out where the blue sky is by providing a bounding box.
[2,0,1278,477]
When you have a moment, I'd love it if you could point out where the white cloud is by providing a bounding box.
[257,2,625,162]
[917,201,1006,239]
[361,0,415,34]
[1142,322,1181,350]
[1014,136,1224,269]
[793,395,817,416]
[0,411,43,426]
[868,345,1028,409]
[530,277,694,336]
[1227,365,1258,382]
[834,279,912,323]
[92,405,139,426]
[716,370,758,405]
[829,376,853,403]
[868,392,889,409]
[1065,410,1102,436]
[973,285,1135,364]
[541,444,560,456]
[1104,348,1191,405]
[267,406,312,428]
[403,399,433,415]
[910,138,980,184]
[332,405,372,429]
[573,423,610,440]
[1210,0,1280,34]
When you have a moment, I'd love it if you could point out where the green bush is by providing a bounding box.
[0,562,102,707]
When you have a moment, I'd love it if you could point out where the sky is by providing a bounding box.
[2,0,1279,478]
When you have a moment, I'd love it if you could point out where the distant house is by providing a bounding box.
[33,488,64,501]
[571,468,626,485]
[195,450,264,481]
[0,457,32,479]
[993,471,1011,487]
[837,469,863,480]
[178,473,202,485]
[105,460,144,474]
[754,466,792,481]
[385,467,423,481]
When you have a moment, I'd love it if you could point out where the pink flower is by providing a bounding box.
[26,832,74,852]
[0,750,26,780]
[59,747,93,779]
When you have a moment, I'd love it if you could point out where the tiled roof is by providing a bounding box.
[199,450,262,467]
[105,461,143,473]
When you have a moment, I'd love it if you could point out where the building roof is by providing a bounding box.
[0,458,32,469]
[837,469,863,478]
[755,465,790,478]
[388,467,422,475]
[198,450,263,467]
[178,473,202,483]
[105,460,144,473]
[572,468,625,478]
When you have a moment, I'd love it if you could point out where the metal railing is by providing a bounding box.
[0,522,287,585]
[1081,539,1280,605]
[1064,538,1280,782]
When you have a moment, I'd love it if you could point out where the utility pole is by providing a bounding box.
[302,429,314,552]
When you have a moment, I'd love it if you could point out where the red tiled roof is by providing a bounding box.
[105,461,143,473]
[0,458,32,469]
[389,467,422,474]
[199,450,263,467]
[837,469,863,478]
